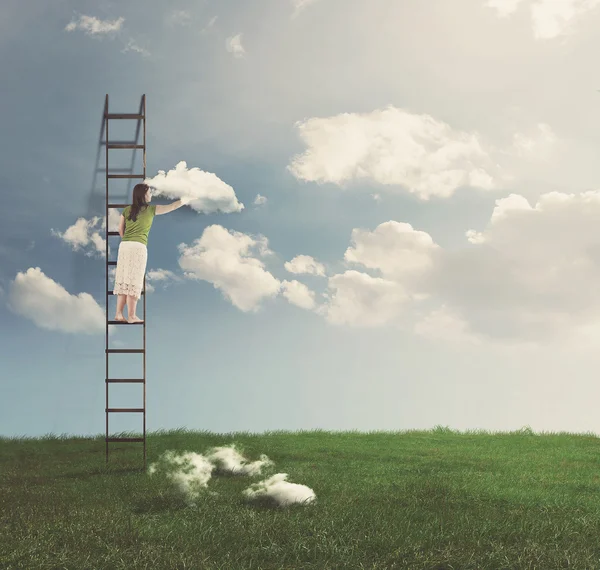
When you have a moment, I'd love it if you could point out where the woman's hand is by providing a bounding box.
[180,195,192,205]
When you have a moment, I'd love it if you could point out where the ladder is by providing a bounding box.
[104,94,147,471]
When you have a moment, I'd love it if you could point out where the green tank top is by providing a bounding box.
[122,204,156,246]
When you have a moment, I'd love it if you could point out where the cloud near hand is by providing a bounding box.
[145,161,244,214]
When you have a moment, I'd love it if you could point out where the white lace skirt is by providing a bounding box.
[113,241,147,300]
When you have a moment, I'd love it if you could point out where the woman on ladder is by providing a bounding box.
[113,183,185,323]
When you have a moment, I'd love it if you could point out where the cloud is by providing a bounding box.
[145,161,244,214]
[254,194,267,206]
[485,0,600,40]
[65,15,125,37]
[318,270,409,327]
[148,444,316,508]
[146,269,182,288]
[50,211,118,258]
[287,105,505,200]
[226,34,246,58]
[319,189,600,346]
[177,225,281,312]
[284,255,326,276]
[343,221,439,283]
[6,267,114,334]
[281,280,316,310]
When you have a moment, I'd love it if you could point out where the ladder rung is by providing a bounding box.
[107,174,145,179]
[107,231,120,236]
[105,408,144,413]
[106,114,144,120]
[106,378,145,383]
[106,348,145,353]
[107,204,130,208]
[108,320,144,325]
[106,437,145,442]
[107,144,145,149]
[107,291,145,296]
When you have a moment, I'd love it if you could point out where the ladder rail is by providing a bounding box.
[104,94,148,472]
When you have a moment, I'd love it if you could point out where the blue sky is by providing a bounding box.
[3,0,600,440]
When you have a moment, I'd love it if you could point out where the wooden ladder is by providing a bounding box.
[104,94,147,471]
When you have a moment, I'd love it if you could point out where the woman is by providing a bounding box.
[113,183,185,323]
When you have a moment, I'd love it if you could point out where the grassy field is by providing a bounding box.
[3,425,600,569]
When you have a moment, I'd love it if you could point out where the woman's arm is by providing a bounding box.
[167,199,184,213]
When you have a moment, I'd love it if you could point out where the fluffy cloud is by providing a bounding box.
[51,210,120,258]
[254,194,267,206]
[6,267,113,334]
[287,105,505,200]
[65,15,125,36]
[318,270,409,327]
[485,0,600,40]
[284,255,326,276]
[281,280,316,310]
[226,34,246,58]
[320,189,600,346]
[177,225,281,312]
[343,221,439,284]
[145,161,244,214]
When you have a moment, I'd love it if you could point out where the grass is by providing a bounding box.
[2,424,600,569]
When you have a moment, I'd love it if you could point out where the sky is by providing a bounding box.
[3,0,600,441]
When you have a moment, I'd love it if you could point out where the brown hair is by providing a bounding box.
[127,183,150,222]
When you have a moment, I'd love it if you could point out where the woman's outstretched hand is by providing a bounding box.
[180,196,192,205]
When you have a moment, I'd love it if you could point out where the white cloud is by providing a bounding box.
[284,254,326,276]
[343,221,439,283]
[226,34,246,58]
[147,269,182,284]
[6,267,114,334]
[145,161,244,214]
[318,270,409,327]
[254,194,267,206]
[281,280,316,310]
[177,225,281,312]
[50,212,118,258]
[530,0,600,40]
[287,105,504,200]
[319,190,600,346]
[485,0,600,40]
[65,15,125,36]
[148,444,315,508]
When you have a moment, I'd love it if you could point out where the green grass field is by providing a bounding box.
[3,425,600,569]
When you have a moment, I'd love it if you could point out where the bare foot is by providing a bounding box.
[127,315,143,323]
[114,315,126,322]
